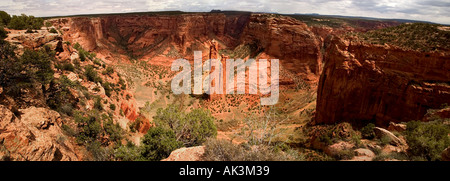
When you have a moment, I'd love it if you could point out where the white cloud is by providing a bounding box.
[0,0,449,24]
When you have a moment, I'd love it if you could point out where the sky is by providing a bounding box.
[0,0,449,24]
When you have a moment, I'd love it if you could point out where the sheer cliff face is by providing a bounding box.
[316,37,450,126]
[241,15,322,76]
[50,13,323,81]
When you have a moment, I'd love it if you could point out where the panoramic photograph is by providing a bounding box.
[0,0,449,169]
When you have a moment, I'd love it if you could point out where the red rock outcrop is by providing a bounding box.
[161,146,205,161]
[240,14,323,80]
[0,105,80,161]
[4,28,61,53]
[316,37,450,126]
[120,98,139,121]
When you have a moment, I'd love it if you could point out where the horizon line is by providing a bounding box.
[17,10,444,25]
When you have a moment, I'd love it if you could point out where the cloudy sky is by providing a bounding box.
[1,0,449,24]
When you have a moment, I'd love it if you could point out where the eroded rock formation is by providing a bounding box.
[0,105,80,161]
[316,36,450,126]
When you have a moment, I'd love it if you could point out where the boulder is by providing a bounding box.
[354,148,375,158]
[66,72,80,82]
[20,106,62,129]
[387,122,407,132]
[347,156,373,161]
[0,105,17,129]
[0,105,79,161]
[325,141,354,156]
[373,127,404,146]
[344,148,376,161]
[70,52,79,62]
[162,146,205,161]
[382,145,404,154]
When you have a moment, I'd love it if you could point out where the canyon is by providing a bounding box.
[48,13,324,84]
[1,11,449,161]
[47,12,448,126]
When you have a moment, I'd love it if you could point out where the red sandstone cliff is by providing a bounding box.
[316,36,450,126]
[49,13,323,83]
[47,13,428,127]
[241,14,322,80]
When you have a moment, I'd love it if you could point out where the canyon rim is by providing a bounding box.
[0,1,449,165]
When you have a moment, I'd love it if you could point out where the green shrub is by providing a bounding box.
[183,109,217,145]
[46,75,76,111]
[319,134,333,145]
[1,45,54,99]
[61,124,76,137]
[102,82,112,97]
[372,152,409,161]
[86,140,111,161]
[129,116,144,133]
[140,126,182,161]
[44,21,51,29]
[0,41,22,97]
[73,42,81,50]
[20,48,54,85]
[103,119,123,144]
[361,123,375,139]
[93,59,102,66]
[317,122,357,145]
[82,90,91,100]
[0,11,11,26]
[84,65,102,83]
[49,28,58,34]
[405,120,450,161]
[94,96,103,111]
[25,29,33,33]
[106,66,114,74]
[21,47,55,81]
[73,59,81,70]
[202,139,241,161]
[119,77,126,90]
[62,62,74,71]
[334,150,355,160]
[74,43,95,61]
[0,27,7,39]
[93,86,100,92]
[153,104,217,147]
[8,14,43,30]
[102,66,114,75]
[351,134,362,147]
[202,139,303,161]
[59,103,74,116]
[109,104,116,111]
[79,51,86,62]
[358,23,450,52]
[379,135,392,146]
[114,141,141,161]
[75,113,102,144]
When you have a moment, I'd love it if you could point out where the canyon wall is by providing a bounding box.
[48,13,440,127]
[316,37,450,126]
[49,13,323,82]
